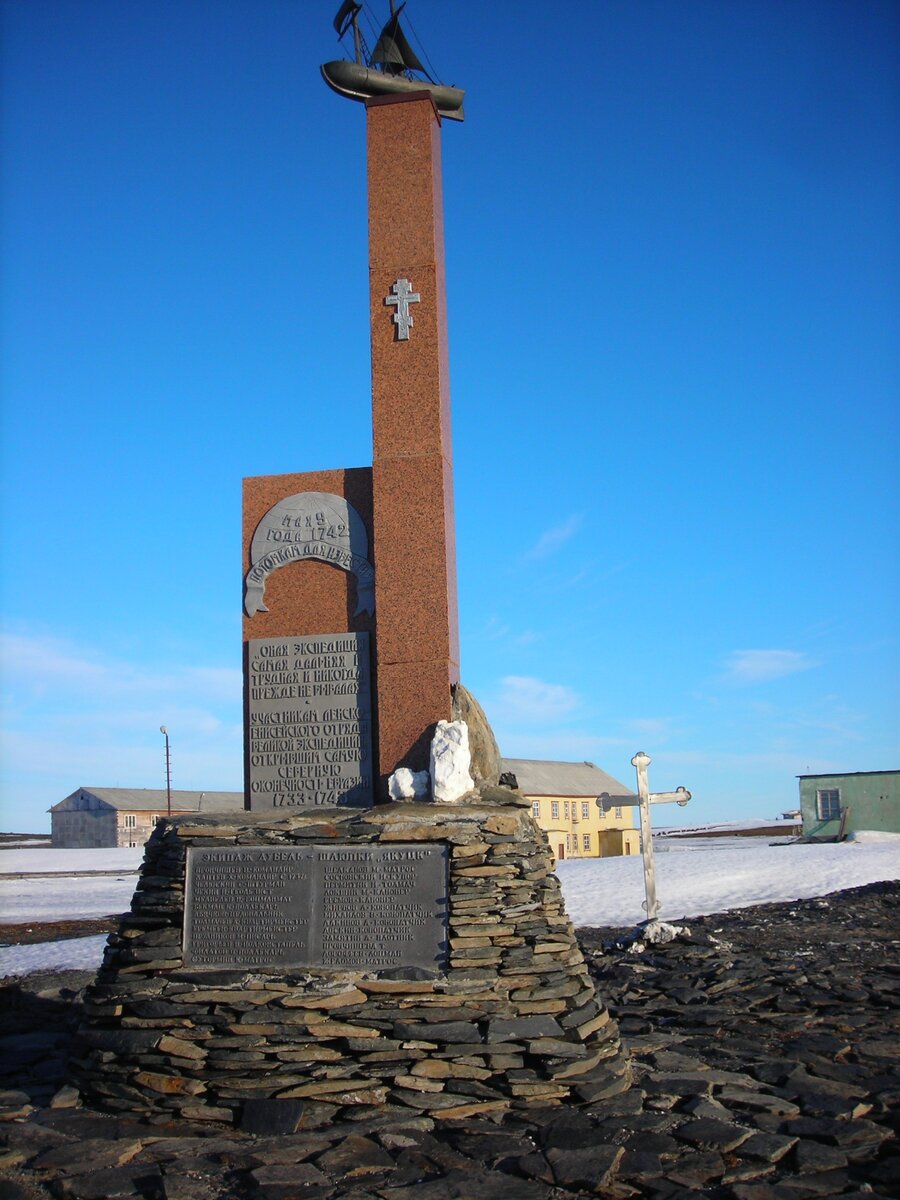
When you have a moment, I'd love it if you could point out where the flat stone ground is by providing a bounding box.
[0,880,897,1200]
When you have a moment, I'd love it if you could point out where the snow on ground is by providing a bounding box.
[0,876,136,924]
[0,836,898,978]
[0,935,109,978]
[558,837,900,928]
[0,848,144,874]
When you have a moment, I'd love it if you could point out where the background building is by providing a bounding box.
[798,770,899,839]
[503,758,639,861]
[50,762,644,856]
[50,788,245,848]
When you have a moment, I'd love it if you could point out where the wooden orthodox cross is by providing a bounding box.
[597,751,691,926]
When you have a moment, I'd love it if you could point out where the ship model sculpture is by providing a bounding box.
[321,0,465,121]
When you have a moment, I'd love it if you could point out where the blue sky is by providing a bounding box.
[2,0,898,833]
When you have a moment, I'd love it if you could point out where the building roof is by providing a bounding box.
[52,787,245,813]
[501,759,630,798]
[796,770,899,779]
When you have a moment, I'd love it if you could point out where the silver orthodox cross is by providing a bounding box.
[384,277,420,340]
[597,751,691,927]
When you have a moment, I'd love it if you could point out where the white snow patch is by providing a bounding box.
[0,876,135,923]
[0,935,109,979]
[641,921,687,944]
[0,848,144,875]
[556,838,900,928]
[845,829,900,843]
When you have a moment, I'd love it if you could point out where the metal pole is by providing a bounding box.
[160,726,172,818]
[632,751,659,923]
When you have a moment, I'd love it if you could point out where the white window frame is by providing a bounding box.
[551,801,559,819]
[581,801,589,819]
[123,814,137,829]
[582,833,590,851]
[817,788,841,821]
[532,800,540,818]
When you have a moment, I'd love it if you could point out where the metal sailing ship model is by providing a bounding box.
[321,1,465,121]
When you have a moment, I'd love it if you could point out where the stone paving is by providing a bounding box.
[1,879,897,1199]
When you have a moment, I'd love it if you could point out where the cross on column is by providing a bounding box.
[384,277,421,340]
[597,751,691,927]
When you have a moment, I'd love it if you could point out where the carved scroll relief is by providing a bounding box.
[244,491,375,618]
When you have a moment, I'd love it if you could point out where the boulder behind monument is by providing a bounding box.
[451,683,502,787]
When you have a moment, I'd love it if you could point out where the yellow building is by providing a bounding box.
[502,758,640,862]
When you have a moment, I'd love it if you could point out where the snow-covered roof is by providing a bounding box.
[501,759,630,798]
[52,787,245,813]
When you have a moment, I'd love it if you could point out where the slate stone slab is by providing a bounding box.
[240,1098,309,1136]
[486,1018,564,1043]
[545,1143,624,1189]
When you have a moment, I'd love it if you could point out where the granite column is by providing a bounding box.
[367,93,460,787]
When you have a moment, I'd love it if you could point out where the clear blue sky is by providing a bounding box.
[2,0,898,833]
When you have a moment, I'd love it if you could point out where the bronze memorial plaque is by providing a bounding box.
[246,632,373,809]
[184,844,448,971]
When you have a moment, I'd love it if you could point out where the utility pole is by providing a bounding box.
[159,726,172,818]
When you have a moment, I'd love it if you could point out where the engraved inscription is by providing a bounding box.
[247,633,373,810]
[314,845,448,969]
[244,492,374,618]
[184,846,312,969]
[184,844,448,971]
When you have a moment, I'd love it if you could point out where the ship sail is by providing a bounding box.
[333,0,362,37]
[371,9,434,81]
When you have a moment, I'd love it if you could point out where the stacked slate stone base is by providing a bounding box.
[72,791,630,1124]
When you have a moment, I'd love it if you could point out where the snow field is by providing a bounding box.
[0,848,144,874]
[0,836,898,977]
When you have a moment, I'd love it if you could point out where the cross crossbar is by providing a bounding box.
[384,277,421,340]
[596,752,692,927]
[598,787,690,812]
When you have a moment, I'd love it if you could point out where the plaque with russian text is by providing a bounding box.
[311,844,448,970]
[183,843,448,971]
[184,846,314,969]
[247,633,373,809]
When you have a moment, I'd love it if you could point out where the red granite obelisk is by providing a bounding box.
[367,93,460,787]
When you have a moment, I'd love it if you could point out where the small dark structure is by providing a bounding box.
[321,1,465,120]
